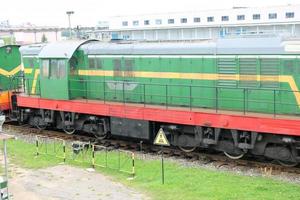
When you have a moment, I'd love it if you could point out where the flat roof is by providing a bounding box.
[80,37,300,55]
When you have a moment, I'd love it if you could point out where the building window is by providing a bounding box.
[122,21,128,26]
[221,16,229,21]
[133,20,139,26]
[207,17,214,22]
[181,18,187,23]
[168,19,175,24]
[286,12,294,18]
[253,14,260,20]
[237,15,245,20]
[269,13,277,19]
[144,20,150,25]
[194,17,200,23]
[155,19,162,25]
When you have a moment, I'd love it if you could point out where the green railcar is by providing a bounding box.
[28,37,300,116]
[0,45,21,91]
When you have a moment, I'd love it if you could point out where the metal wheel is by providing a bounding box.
[224,151,245,160]
[34,116,46,130]
[179,146,197,153]
[276,160,298,167]
[93,131,107,140]
[36,124,46,131]
[63,127,76,135]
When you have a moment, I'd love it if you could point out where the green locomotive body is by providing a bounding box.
[23,37,300,116]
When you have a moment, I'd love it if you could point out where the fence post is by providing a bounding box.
[118,150,121,171]
[92,145,95,168]
[105,148,108,168]
[63,140,66,163]
[35,136,39,156]
[45,137,48,154]
[132,152,135,176]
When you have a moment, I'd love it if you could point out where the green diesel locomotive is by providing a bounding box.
[17,37,300,165]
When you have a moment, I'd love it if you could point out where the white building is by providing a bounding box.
[99,4,300,41]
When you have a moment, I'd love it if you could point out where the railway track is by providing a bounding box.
[3,123,300,177]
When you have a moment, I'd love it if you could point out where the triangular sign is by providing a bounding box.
[154,128,170,146]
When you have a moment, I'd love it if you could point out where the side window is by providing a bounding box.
[125,59,134,71]
[96,58,102,69]
[124,59,134,77]
[88,57,95,69]
[113,59,122,76]
[49,59,66,79]
[28,58,34,68]
[42,59,49,78]
[50,59,59,78]
[58,60,66,78]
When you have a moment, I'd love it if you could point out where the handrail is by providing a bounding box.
[17,77,300,117]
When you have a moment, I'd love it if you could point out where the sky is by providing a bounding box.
[0,0,298,27]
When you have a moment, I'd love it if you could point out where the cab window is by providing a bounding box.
[42,59,49,78]
[49,59,66,79]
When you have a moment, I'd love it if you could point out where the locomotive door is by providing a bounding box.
[40,58,69,100]
[111,58,123,101]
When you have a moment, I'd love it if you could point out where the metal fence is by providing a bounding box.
[35,136,135,176]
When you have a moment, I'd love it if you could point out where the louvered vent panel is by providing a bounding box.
[260,58,279,88]
[217,58,237,87]
[239,58,257,87]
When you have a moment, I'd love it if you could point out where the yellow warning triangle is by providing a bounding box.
[154,128,170,146]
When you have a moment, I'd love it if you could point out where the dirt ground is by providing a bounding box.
[8,164,149,200]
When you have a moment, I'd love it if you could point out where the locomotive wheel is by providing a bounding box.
[224,151,245,160]
[276,160,298,167]
[93,131,107,140]
[36,123,46,131]
[63,127,76,135]
[34,116,46,130]
[179,146,197,153]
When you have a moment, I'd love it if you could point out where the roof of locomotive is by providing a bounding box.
[38,40,95,59]
[0,44,20,49]
[80,37,300,55]
[19,43,46,56]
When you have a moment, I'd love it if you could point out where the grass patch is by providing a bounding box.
[3,139,300,200]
